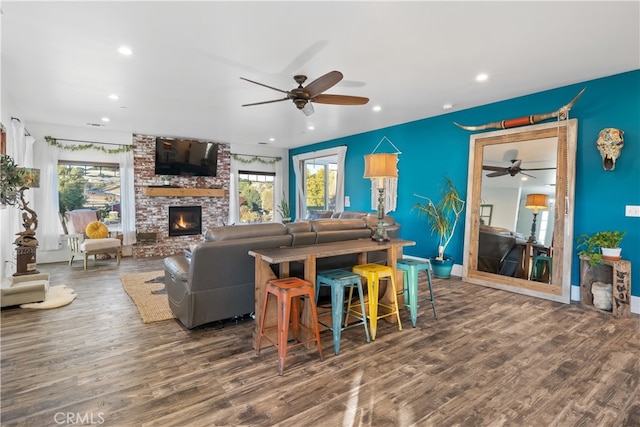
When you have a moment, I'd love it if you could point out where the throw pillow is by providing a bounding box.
[86,221,109,239]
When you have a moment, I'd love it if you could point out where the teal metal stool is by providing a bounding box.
[316,269,370,355]
[396,258,437,327]
[531,255,552,283]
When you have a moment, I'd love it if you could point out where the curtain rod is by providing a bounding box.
[50,137,130,147]
[11,117,31,136]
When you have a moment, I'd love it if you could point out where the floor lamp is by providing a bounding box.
[364,152,398,242]
[525,193,548,244]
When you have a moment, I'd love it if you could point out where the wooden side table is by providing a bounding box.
[580,257,631,318]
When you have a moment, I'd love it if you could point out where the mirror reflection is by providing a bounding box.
[478,137,556,281]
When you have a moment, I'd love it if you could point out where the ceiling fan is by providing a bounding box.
[240,70,369,116]
[483,159,556,178]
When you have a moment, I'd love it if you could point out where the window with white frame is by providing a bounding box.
[238,171,275,223]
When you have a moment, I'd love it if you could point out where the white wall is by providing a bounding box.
[15,122,289,265]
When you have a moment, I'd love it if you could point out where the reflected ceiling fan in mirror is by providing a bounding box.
[483,159,555,178]
[240,70,369,116]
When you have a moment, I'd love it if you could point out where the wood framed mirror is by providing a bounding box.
[462,119,577,303]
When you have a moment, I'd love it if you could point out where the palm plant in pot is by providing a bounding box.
[577,230,626,266]
[413,177,465,278]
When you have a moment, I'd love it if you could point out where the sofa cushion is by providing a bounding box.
[306,210,334,219]
[309,218,367,232]
[334,211,368,219]
[205,223,287,242]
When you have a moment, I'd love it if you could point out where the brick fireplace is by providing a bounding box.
[132,134,230,258]
[168,206,202,237]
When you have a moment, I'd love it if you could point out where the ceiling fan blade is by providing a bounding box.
[482,165,507,172]
[486,171,509,178]
[304,71,343,97]
[240,77,290,95]
[519,171,537,178]
[521,167,557,171]
[242,97,289,107]
[311,94,369,105]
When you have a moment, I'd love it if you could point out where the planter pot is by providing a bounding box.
[430,257,454,279]
[601,247,622,261]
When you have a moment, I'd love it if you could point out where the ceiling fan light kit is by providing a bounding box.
[240,70,369,115]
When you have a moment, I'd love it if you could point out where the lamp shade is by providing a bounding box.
[363,153,398,178]
[525,193,548,210]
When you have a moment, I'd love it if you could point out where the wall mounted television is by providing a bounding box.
[155,138,218,177]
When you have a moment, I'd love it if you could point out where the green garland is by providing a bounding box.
[44,136,132,154]
[232,153,281,164]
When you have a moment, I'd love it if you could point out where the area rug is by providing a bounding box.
[20,285,77,309]
[120,271,176,324]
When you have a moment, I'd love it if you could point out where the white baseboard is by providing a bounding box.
[401,256,639,315]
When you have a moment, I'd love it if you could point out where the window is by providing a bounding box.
[58,162,121,227]
[238,171,275,223]
[292,146,346,219]
[304,156,337,213]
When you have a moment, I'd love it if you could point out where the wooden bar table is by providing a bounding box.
[249,238,415,350]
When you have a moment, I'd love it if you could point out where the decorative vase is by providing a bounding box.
[430,257,454,279]
[601,247,622,261]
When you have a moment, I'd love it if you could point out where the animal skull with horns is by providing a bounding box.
[595,128,624,171]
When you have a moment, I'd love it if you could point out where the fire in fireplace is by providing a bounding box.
[168,206,202,236]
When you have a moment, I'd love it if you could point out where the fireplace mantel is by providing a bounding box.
[143,187,224,197]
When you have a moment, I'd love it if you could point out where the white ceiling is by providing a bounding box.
[2,1,639,149]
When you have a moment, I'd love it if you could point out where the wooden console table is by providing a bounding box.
[580,257,631,318]
[249,238,416,350]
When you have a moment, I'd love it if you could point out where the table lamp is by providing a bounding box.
[525,193,548,243]
[364,152,398,242]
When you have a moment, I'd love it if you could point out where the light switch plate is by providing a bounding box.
[345,196,350,207]
[625,205,640,217]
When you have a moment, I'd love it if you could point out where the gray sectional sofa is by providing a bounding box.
[163,213,400,329]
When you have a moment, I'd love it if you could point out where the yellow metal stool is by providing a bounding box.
[351,263,402,340]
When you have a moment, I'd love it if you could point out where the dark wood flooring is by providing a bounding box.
[1,257,639,426]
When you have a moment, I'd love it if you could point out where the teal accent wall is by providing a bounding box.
[289,70,640,296]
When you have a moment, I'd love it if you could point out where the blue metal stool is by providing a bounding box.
[316,269,370,354]
[396,258,437,327]
[531,255,552,283]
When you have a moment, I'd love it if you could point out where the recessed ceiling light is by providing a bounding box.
[372,105,381,112]
[118,46,132,56]
[442,103,453,110]
[101,117,110,122]
[521,177,528,181]
[109,94,119,100]
[269,137,275,142]
[476,73,488,82]
[308,126,315,130]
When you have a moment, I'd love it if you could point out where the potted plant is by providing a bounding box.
[276,194,291,223]
[577,230,626,265]
[413,177,465,278]
[1,154,27,208]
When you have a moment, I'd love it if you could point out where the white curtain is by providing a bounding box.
[370,177,398,213]
[1,120,35,276]
[118,149,136,245]
[37,141,61,250]
[291,153,306,219]
[228,160,240,225]
[274,158,285,222]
